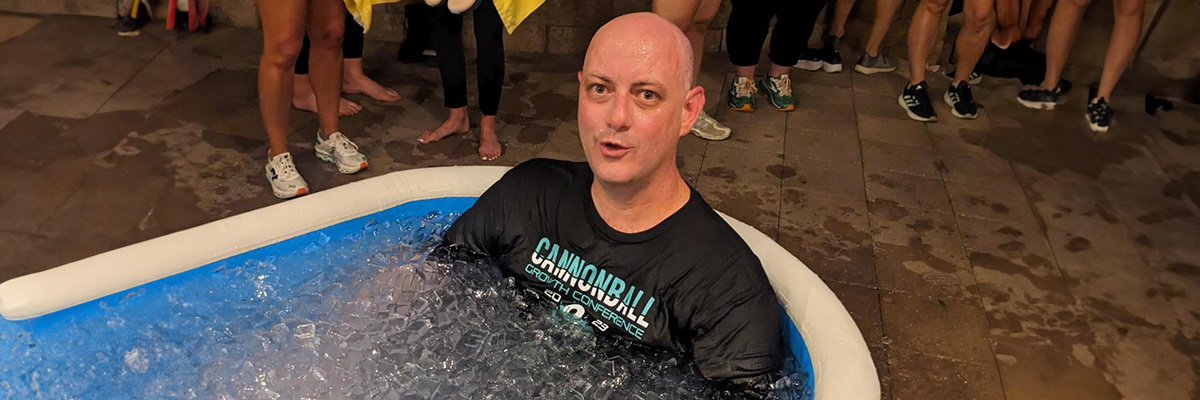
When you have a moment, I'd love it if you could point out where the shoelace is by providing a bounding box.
[273,154,299,180]
[772,75,793,97]
[904,86,924,106]
[1089,100,1112,119]
[956,85,974,106]
[327,133,360,155]
[734,79,757,98]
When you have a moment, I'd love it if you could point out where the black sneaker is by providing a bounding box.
[819,37,843,73]
[794,48,823,71]
[898,81,937,122]
[1016,84,1062,110]
[944,81,978,119]
[116,15,140,37]
[1087,98,1113,132]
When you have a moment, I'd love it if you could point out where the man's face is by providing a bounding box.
[577,34,703,186]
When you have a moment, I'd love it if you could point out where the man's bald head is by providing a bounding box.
[584,13,695,91]
[575,12,706,188]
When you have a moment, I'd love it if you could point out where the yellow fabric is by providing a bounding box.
[343,0,401,33]
[493,0,545,34]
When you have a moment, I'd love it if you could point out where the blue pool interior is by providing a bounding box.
[0,197,816,399]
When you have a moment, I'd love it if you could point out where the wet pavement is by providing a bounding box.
[2,13,1199,400]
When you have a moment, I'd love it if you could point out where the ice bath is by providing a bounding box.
[0,167,879,399]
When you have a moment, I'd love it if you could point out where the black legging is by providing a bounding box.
[432,0,505,116]
[726,0,827,67]
[295,13,365,75]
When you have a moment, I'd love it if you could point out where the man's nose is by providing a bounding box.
[606,93,632,132]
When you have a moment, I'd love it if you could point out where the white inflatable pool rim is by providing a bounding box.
[0,166,880,400]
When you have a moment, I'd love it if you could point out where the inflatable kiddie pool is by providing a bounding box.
[0,166,879,399]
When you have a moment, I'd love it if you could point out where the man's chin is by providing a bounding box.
[589,162,641,187]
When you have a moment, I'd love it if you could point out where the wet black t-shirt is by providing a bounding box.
[442,159,783,380]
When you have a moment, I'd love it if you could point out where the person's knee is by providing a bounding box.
[263,36,303,69]
[691,13,714,33]
[919,0,950,14]
[309,23,345,49]
[964,8,996,34]
[1113,0,1144,18]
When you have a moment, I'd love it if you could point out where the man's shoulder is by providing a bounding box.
[669,194,763,271]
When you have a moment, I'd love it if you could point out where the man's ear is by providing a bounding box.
[680,85,706,138]
[577,71,583,83]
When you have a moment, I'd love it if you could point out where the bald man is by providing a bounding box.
[441,13,783,387]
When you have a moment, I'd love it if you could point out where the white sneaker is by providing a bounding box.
[690,111,732,141]
[265,152,310,199]
[315,131,368,174]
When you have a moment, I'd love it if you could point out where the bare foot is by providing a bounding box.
[478,116,502,161]
[292,87,362,116]
[344,74,401,103]
[418,110,470,144]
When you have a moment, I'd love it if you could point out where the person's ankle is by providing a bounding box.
[342,71,369,83]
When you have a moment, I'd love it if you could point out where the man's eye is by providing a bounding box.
[639,91,659,101]
[591,84,608,94]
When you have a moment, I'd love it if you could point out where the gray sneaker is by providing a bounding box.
[854,50,897,75]
[690,111,732,141]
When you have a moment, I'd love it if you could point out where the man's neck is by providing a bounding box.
[591,167,691,234]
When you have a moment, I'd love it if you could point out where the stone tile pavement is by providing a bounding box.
[2,13,1199,400]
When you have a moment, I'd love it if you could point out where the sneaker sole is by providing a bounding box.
[768,99,795,112]
[897,94,937,122]
[854,65,897,75]
[691,130,731,141]
[315,149,368,174]
[822,62,843,73]
[118,31,140,37]
[943,92,978,119]
[794,60,823,71]
[266,173,309,199]
[729,103,756,113]
[1087,116,1109,133]
[1016,96,1056,110]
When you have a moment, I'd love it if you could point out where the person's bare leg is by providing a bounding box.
[307,0,345,139]
[831,0,857,39]
[865,0,903,56]
[418,106,469,143]
[342,58,401,102]
[768,63,790,77]
[993,0,1020,47]
[257,0,307,157]
[1022,0,1054,38]
[653,0,705,85]
[907,0,951,85]
[1040,0,1089,89]
[478,115,501,161]
[293,73,363,115]
[735,65,756,79]
[1094,0,1145,100]
[954,0,997,85]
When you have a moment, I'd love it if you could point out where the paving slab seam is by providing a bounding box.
[919,115,1012,400]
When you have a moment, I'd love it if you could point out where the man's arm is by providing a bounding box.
[441,160,551,257]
